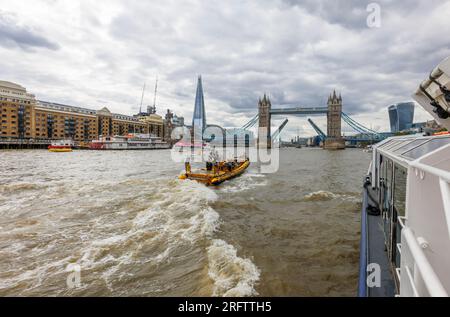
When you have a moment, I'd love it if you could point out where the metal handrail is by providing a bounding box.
[410,161,450,182]
[402,227,448,297]
[409,161,450,240]
[439,179,450,241]
[404,266,420,297]
[398,216,406,229]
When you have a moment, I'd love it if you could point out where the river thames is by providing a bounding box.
[0,148,369,296]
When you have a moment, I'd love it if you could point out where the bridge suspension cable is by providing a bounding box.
[341,112,381,137]
[241,114,259,130]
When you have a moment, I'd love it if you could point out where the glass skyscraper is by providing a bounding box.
[192,75,207,133]
[388,102,415,133]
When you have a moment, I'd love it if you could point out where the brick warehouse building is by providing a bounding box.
[0,81,175,144]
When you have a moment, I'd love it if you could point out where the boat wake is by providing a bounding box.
[207,239,260,297]
[0,177,260,296]
[220,172,267,193]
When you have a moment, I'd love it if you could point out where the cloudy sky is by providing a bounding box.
[1,0,450,138]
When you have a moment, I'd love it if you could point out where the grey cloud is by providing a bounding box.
[281,0,372,30]
[0,12,59,51]
[3,0,450,137]
[103,0,450,130]
[281,0,444,30]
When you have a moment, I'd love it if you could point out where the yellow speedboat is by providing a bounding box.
[48,147,72,153]
[179,159,250,186]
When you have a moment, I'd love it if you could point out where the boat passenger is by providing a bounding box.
[208,146,220,163]
[185,158,191,174]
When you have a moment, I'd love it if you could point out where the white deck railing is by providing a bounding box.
[401,227,448,297]
[402,158,450,297]
[410,161,450,241]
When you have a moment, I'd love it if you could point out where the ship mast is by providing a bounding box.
[139,82,146,114]
[151,76,158,114]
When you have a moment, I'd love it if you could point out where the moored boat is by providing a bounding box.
[90,133,170,150]
[48,140,74,152]
[179,159,250,186]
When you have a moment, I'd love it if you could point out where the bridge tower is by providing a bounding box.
[258,94,271,148]
[324,90,345,150]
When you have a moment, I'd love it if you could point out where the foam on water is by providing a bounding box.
[72,178,259,296]
[0,182,45,193]
[207,239,260,297]
[220,172,267,194]
[0,172,261,296]
[303,190,360,203]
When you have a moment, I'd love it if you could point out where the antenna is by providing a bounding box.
[139,82,146,114]
[153,76,158,109]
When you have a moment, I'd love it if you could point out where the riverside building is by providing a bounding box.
[0,81,176,145]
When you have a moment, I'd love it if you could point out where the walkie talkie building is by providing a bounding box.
[388,102,415,133]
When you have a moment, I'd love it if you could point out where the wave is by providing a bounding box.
[207,239,260,297]
[0,183,44,193]
[74,179,219,289]
[75,178,259,296]
[303,190,360,202]
[220,173,267,193]
[0,174,260,296]
[303,191,336,201]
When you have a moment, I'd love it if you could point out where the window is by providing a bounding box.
[389,140,413,153]
[402,137,450,159]
[384,140,406,151]
[392,164,407,271]
[379,140,394,149]
[398,139,430,155]
[382,157,393,245]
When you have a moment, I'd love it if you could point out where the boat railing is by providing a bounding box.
[399,156,450,297]
[409,161,450,240]
[400,225,448,297]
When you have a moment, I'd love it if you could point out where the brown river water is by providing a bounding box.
[0,148,370,296]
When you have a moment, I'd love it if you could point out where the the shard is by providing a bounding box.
[192,76,207,133]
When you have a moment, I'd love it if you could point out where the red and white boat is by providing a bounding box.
[89,134,170,150]
[48,140,74,152]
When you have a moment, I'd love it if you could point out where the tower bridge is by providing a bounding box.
[187,76,382,148]
[258,91,346,149]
